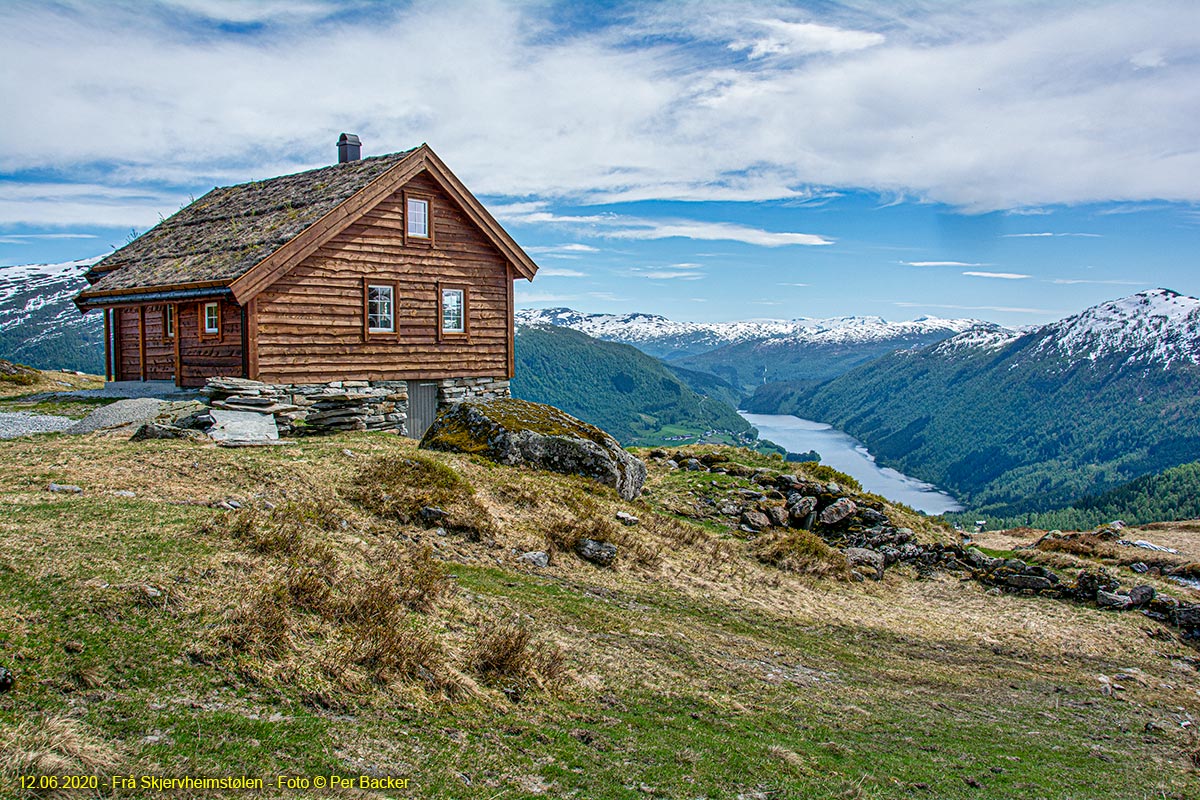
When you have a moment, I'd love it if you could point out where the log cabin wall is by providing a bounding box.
[178,300,243,388]
[142,304,175,381]
[114,306,140,381]
[253,172,513,385]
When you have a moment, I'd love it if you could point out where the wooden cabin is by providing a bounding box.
[75,136,538,436]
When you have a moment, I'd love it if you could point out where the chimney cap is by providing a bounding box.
[337,132,362,163]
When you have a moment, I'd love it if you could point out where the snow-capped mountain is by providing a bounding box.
[1031,289,1200,367]
[515,307,987,361]
[751,287,1200,517]
[0,257,103,372]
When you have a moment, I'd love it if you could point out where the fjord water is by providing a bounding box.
[739,412,963,515]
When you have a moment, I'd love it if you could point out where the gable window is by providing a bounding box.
[406,197,429,238]
[164,304,174,339]
[203,302,220,335]
[441,287,465,334]
[367,284,395,333]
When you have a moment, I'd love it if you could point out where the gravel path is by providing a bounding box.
[0,411,76,439]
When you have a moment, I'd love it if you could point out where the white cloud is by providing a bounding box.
[1003,232,1102,238]
[902,261,986,267]
[515,289,577,305]
[536,267,587,278]
[0,232,98,244]
[608,221,831,247]
[963,271,1031,279]
[730,19,886,59]
[634,269,704,280]
[2,0,1200,224]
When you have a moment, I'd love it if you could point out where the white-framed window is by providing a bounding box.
[406,197,429,238]
[204,302,220,335]
[441,288,465,334]
[164,304,174,339]
[367,284,395,333]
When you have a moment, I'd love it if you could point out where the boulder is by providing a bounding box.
[131,422,202,441]
[615,511,640,527]
[818,498,857,526]
[765,505,789,528]
[420,399,647,500]
[206,409,279,444]
[576,538,617,566]
[1128,585,1155,607]
[859,508,889,526]
[844,547,885,581]
[518,551,550,568]
[1096,590,1132,610]
[740,510,771,531]
[1004,574,1055,591]
[787,495,817,527]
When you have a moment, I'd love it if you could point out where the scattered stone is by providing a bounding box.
[0,665,12,694]
[1004,574,1055,591]
[1129,562,1149,574]
[420,506,449,523]
[421,399,647,500]
[818,498,857,526]
[682,458,704,472]
[1096,590,1132,610]
[615,511,640,526]
[66,397,165,434]
[859,507,889,526]
[740,510,771,531]
[518,551,550,568]
[765,505,789,528]
[205,409,279,444]
[576,538,617,566]
[1128,585,1156,607]
[48,482,82,494]
[112,490,136,498]
[131,422,202,441]
[844,547,885,581]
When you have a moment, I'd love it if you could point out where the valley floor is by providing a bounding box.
[0,431,1198,799]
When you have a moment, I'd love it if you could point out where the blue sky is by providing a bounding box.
[1,0,1198,327]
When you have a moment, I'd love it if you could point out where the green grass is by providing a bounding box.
[0,395,113,419]
[1,433,1197,799]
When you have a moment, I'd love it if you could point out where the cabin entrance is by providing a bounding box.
[407,381,439,439]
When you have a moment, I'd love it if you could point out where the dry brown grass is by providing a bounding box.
[467,614,568,699]
[348,454,497,541]
[0,715,122,799]
[0,365,102,399]
[1034,532,1122,560]
[752,530,851,580]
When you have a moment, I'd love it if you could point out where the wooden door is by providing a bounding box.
[406,381,439,439]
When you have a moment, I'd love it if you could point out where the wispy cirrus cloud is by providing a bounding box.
[536,267,588,278]
[901,260,986,267]
[963,271,1031,280]
[1003,232,1102,238]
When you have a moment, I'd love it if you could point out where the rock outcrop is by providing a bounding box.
[420,399,647,500]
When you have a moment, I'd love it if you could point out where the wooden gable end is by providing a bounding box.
[251,171,514,385]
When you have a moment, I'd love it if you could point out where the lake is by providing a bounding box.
[739,412,963,515]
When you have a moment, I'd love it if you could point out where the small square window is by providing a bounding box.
[204,302,220,334]
[442,288,465,333]
[407,197,429,238]
[368,284,395,333]
[164,305,174,338]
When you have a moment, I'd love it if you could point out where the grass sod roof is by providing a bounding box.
[81,149,415,296]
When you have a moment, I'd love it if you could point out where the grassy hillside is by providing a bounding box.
[513,325,754,446]
[1,429,1199,798]
[955,460,1200,532]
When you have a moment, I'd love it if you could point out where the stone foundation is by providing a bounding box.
[201,376,510,436]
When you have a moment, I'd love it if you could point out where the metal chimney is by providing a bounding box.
[337,133,361,163]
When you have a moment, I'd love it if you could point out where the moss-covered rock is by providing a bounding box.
[420,399,647,500]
